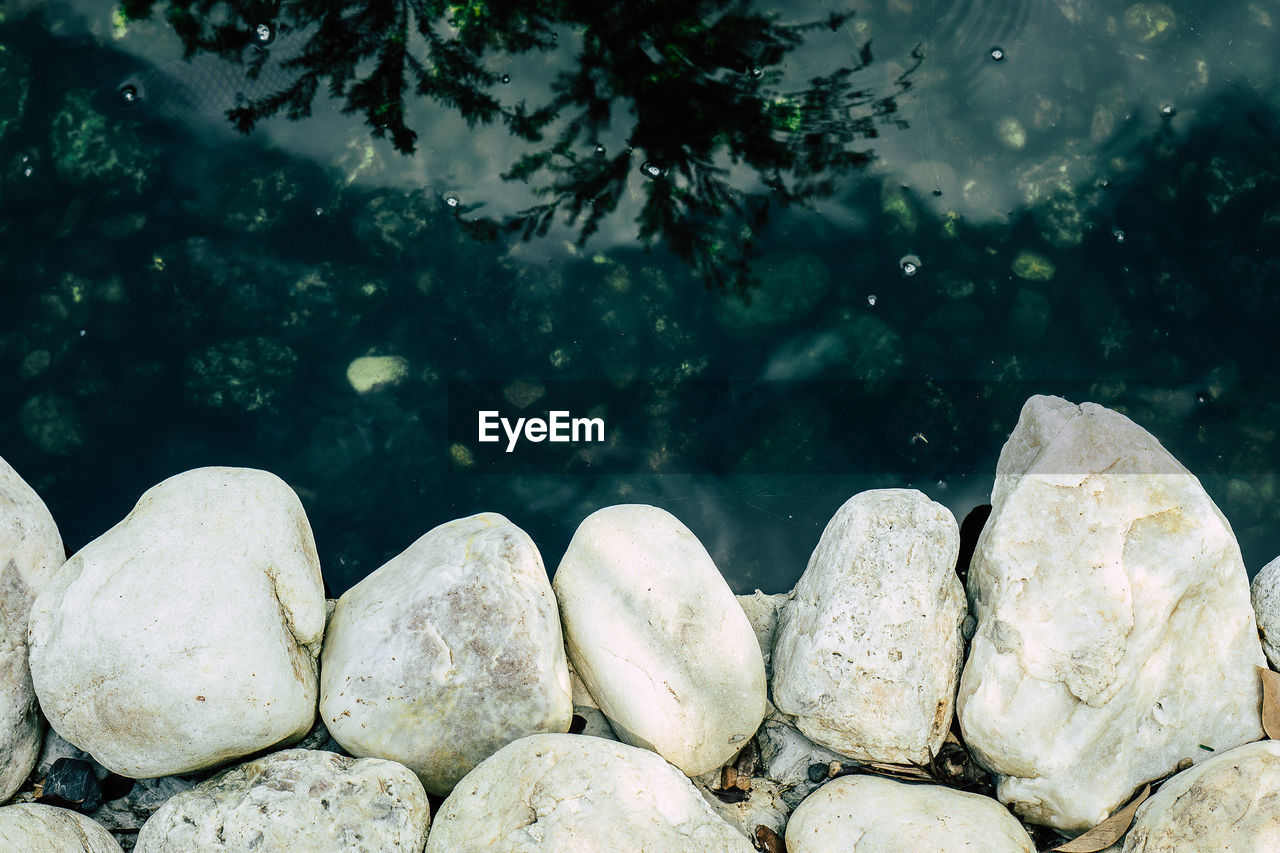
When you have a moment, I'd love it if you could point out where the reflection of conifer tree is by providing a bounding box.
[121,0,916,291]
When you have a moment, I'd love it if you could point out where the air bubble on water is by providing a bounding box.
[445,195,459,208]
[641,161,665,179]
[594,143,606,157]
[119,84,139,105]
[79,329,86,337]
[1159,102,1177,118]
[1195,389,1211,405]
[1097,177,1113,189]
[253,23,274,45]
[989,47,1006,62]
[749,66,763,78]
[314,207,324,217]
[867,294,877,306]
[1112,228,1126,243]
[500,74,511,84]
[899,254,922,276]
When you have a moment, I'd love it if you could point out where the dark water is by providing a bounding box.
[2,0,1279,594]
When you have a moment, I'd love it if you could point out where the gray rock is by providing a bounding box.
[321,513,571,796]
[1251,555,1280,668]
[135,749,430,852]
[28,467,326,778]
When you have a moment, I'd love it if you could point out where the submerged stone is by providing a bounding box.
[957,395,1265,831]
[1123,4,1177,44]
[346,354,409,394]
[0,46,30,141]
[1011,250,1056,281]
[49,90,157,198]
[714,253,830,338]
[185,336,298,412]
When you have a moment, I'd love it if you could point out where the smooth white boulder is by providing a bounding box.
[28,467,325,778]
[321,513,571,795]
[136,749,430,852]
[1252,555,1280,668]
[785,775,1034,853]
[425,733,755,852]
[772,490,964,765]
[1120,740,1280,851]
[0,456,64,802]
[958,395,1265,831]
[553,504,767,776]
[0,803,122,852]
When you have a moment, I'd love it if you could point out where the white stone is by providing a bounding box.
[346,355,409,394]
[1120,740,1280,851]
[424,733,755,852]
[135,749,430,852]
[321,513,571,796]
[0,803,122,852]
[772,489,964,765]
[736,590,790,678]
[784,775,1034,853]
[553,505,767,776]
[756,707,849,809]
[1251,555,1280,668]
[958,395,1265,831]
[28,467,325,778]
[0,456,64,802]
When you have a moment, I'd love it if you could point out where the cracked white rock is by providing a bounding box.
[0,803,123,852]
[0,456,65,802]
[957,395,1265,832]
[772,489,964,765]
[1251,555,1280,668]
[553,505,767,776]
[27,467,325,778]
[321,513,571,796]
[784,775,1034,853]
[1120,740,1280,851]
[135,748,430,852]
[424,733,755,852]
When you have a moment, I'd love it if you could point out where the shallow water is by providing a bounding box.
[2,0,1278,594]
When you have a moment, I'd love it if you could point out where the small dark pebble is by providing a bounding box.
[712,786,749,803]
[37,757,104,813]
[807,762,828,783]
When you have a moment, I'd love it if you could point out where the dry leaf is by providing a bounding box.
[1259,666,1280,739]
[1050,784,1151,852]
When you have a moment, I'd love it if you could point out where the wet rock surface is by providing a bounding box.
[27,467,326,778]
[321,512,572,795]
[958,395,1266,831]
[553,504,766,776]
[772,489,964,765]
[135,749,430,853]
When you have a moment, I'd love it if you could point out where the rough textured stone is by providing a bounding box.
[135,749,430,852]
[1252,555,1280,668]
[736,591,790,679]
[0,803,122,852]
[28,467,325,778]
[958,395,1265,831]
[1120,740,1280,851]
[785,775,1034,853]
[553,505,767,776]
[0,455,65,803]
[321,513,571,796]
[772,489,964,765]
[425,733,755,852]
